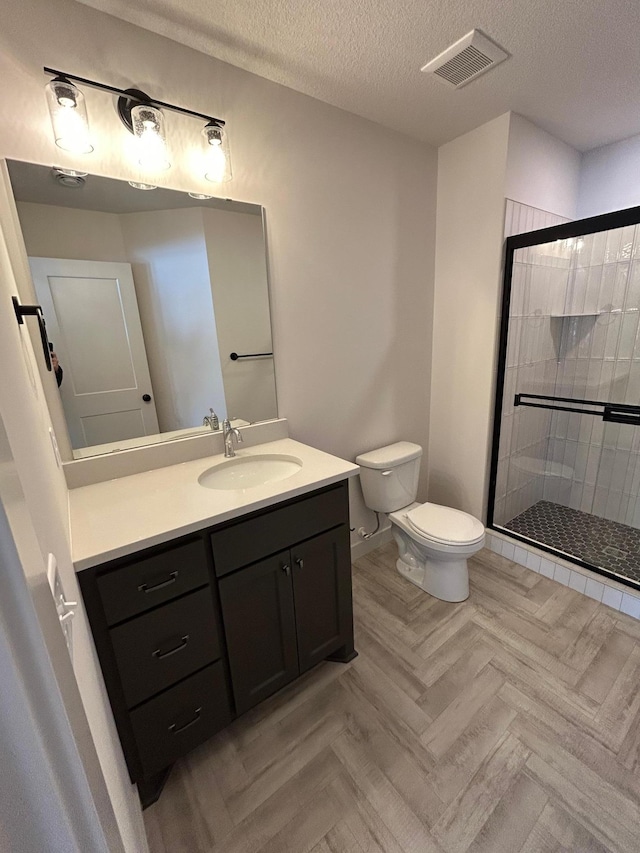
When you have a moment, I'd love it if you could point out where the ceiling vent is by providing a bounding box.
[421,29,509,89]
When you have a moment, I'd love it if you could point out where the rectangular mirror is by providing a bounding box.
[7,160,277,459]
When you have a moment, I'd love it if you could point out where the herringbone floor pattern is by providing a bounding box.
[145,543,640,853]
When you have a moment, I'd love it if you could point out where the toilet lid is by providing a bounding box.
[405,502,484,545]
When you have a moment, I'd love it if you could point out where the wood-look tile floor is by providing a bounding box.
[144,544,640,853]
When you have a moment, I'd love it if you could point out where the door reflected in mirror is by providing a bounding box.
[8,161,277,459]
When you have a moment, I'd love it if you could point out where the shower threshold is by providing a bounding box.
[504,500,640,586]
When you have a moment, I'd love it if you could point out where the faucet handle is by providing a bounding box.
[222,418,231,431]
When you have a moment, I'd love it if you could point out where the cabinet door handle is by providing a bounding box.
[152,635,189,660]
[281,563,291,576]
[168,707,202,734]
[294,557,304,570]
[138,571,178,593]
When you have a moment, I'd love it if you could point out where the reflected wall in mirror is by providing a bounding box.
[8,161,277,459]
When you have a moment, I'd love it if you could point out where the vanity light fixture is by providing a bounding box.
[188,192,214,199]
[130,103,170,171]
[45,76,93,154]
[203,121,232,183]
[43,68,231,182]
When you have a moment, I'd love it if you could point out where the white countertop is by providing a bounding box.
[69,438,359,571]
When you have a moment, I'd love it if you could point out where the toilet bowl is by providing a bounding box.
[355,442,484,602]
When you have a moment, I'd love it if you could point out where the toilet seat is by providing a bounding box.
[404,502,484,546]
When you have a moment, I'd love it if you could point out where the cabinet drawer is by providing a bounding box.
[97,539,209,625]
[211,482,348,576]
[130,662,232,779]
[110,588,221,708]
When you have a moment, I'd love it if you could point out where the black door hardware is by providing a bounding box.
[12,296,52,371]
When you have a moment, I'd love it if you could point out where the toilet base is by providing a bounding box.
[395,554,469,602]
[391,526,476,602]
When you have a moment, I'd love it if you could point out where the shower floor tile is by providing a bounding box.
[504,500,640,585]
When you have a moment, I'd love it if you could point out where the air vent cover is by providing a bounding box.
[421,29,509,89]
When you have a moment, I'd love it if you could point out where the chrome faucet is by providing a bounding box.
[203,408,219,431]
[223,419,243,457]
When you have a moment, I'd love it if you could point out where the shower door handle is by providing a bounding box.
[515,393,640,424]
[603,406,640,426]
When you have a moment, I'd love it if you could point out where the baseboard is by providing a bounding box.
[350,526,394,561]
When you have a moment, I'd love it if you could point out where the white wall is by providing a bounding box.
[202,207,277,424]
[506,114,581,220]
[578,133,640,218]
[122,208,227,431]
[16,201,128,261]
[428,113,511,519]
[429,112,582,522]
[0,410,121,853]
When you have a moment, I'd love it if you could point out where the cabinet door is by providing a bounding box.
[219,551,298,715]
[292,525,352,673]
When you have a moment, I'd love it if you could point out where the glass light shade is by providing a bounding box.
[128,181,157,191]
[46,79,93,154]
[131,104,170,172]
[54,168,88,178]
[203,123,232,183]
[188,192,213,199]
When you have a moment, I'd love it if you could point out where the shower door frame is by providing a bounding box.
[487,202,640,590]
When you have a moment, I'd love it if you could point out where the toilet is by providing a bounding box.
[356,442,484,602]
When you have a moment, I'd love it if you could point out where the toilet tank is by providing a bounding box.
[355,442,422,512]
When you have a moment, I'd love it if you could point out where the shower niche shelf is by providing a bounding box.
[549,312,601,318]
[549,312,600,361]
[512,456,574,480]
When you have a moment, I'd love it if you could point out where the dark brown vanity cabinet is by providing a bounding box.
[78,480,354,796]
[218,550,298,714]
[219,525,353,715]
[78,537,233,786]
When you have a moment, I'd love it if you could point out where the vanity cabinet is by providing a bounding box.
[219,550,298,714]
[78,479,355,800]
[219,525,352,715]
[78,537,233,788]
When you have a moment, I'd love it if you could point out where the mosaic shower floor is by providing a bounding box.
[504,500,640,585]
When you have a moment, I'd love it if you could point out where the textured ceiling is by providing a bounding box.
[76,0,640,152]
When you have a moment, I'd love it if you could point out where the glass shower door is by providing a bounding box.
[489,211,640,590]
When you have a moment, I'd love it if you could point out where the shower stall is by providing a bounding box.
[488,204,640,591]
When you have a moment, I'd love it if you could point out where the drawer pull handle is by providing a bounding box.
[138,571,178,593]
[294,557,304,569]
[152,635,190,660]
[281,563,291,576]
[169,707,202,734]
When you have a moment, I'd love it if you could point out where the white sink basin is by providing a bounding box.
[198,454,303,490]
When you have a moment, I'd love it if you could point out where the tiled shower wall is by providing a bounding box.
[545,224,640,526]
[493,200,569,525]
